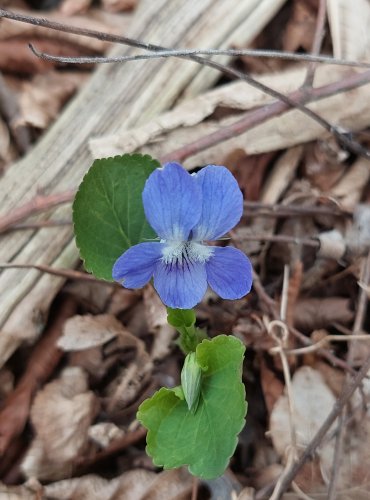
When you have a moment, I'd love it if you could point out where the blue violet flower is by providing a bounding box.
[112,162,253,309]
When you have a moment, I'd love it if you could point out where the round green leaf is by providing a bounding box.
[73,154,160,281]
[137,335,247,479]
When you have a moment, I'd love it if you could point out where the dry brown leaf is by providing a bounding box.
[59,0,93,15]
[225,150,274,202]
[285,260,303,329]
[282,0,317,52]
[260,146,303,204]
[104,340,153,412]
[303,140,348,191]
[318,371,370,495]
[0,368,14,400]
[64,279,115,312]
[106,287,141,316]
[0,479,43,500]
[250,463,283,491]
[143,285,175,361]
[102,0,138,12]
[260,358,284,415]
[58,314,126,351]
[312,358,345,397]
[0,9,121,52]
[88,422,125,449]
[270,366,336,458]
[42,467,192,500]
[293,297,354,331]
[330,159,370,211]
[21,367,97,480]
[19,71,88,129]
[237,487,256,500]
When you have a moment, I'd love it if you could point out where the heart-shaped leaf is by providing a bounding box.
[137,335,247,479]
[73,154,159,281]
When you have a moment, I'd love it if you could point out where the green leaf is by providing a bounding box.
[73,154,160,281]
[137,335,247,479]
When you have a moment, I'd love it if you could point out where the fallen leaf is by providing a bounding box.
[19,71,88,129]
[319,370,370,495]
[293,297,354,331]
[260,358,284,415]
[225,150,275,201]
[102,0,138,12]
[330,159,370,211]
[57,314,126,351]
[21,367,97,480]
[42,468,192,500]
[88,422,125,449]
[303,140,347,191]
[270,366,336,456]
[282,0,317,52]
[59,0,93,15]
[143,285,175,361]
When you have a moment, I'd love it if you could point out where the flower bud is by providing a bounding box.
[181,352,202,413]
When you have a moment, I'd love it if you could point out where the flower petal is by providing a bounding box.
[143,162,202,240]
[191,165,243,240]
[153,260,207,309]
[112,242,164,289]
[206,246,252,299]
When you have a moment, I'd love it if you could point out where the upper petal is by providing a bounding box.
[142,162,202,240]
[206,246,252,300]
[112,242,164,289]
[191,165,243,240]
[153,259,207,309]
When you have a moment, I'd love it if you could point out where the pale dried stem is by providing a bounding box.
[328,250,370,499]
[268,266,300,500]
[272,334,370,356]
[303,0,327,88]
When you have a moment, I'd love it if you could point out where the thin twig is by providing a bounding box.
[0,190,74,234]
[7,219,71,232]
[0,9,368,159]
[0,262,114,285]
[303,0,327,88]
[237,233,319,247]
[273,333,370,356]
[244,201,350,218]
[27,44,370,70]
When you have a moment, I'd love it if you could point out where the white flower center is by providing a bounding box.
[161,241,214,266]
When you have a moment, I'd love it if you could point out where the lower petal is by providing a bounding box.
[206,246,252,300]
[112,242,164,289]
[153,260,207,309]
